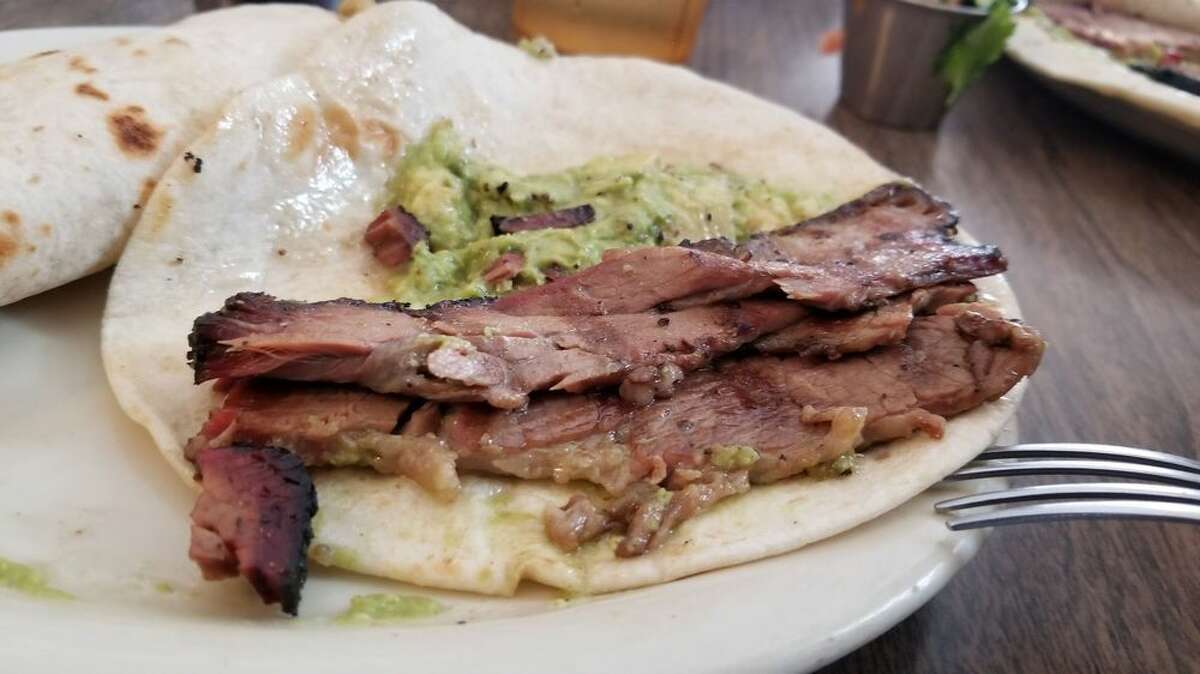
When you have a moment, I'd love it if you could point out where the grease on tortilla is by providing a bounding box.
[322,102,360,160]
[287,107,317,159]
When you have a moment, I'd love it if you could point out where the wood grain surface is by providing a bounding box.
[3,1,1198,671]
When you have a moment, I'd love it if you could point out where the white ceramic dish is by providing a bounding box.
[0,27,1000,674]
[1007,14,1200,163]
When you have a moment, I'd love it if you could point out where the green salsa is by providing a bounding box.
[335,593,444,625]
[383,121,821,306]
[311,543,360,570]
[0,556,73,600]
[709,445,761,471]
[806,452,860,479]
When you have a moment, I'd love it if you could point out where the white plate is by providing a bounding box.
[1007,14,1200,163]
[0,27,998,674]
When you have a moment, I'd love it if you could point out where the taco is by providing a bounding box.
[102,2,1043,615]
[0,4,338,307]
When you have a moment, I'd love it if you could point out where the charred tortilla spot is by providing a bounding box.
[2,211,19,226]
[132,48,147,57]
[286,107,316,159]
[68,55,97,74]
[74,82,109,101]
[322,102,360,159]
[114,37,131,46]
[31,125,44,133]
[183,152,203,174]
[363,118,404,157]
[106,105,162,158]
[0,216,21,265]
[146,190,174,235]
[37,224,51,237]
[30,49,60,59]
[164,36,188,46]
[136,178,157,209]
[0,236,15,263]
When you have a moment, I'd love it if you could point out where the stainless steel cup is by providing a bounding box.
[840,0,1028,129]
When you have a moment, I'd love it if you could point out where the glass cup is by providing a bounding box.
[512,0,709,63]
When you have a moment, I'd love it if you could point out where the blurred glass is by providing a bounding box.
[194,0,337,10]
[512,0,709,63]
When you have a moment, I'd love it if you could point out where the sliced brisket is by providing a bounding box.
[190,293,808,409]
[188,444,317,615]
[194,303,1040,556]
[753,281,976,357]
[494,182,1005,315]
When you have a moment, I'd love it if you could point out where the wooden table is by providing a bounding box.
[5,1,1199,671]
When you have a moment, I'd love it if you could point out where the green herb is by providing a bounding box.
[938,0,1017,105]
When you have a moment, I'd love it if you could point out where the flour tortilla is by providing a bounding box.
[103,1,1026,596]
[0,5,339,307]
[1007,8,1200,130]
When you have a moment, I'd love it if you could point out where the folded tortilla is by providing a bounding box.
[0,5,338,307]
[102,2,1024,596]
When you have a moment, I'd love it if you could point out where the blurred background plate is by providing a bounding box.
[1007,15,1200,163]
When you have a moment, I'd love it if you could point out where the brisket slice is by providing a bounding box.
[188,444,317,615]
[494,182,1005,315]
[753,281,976,357]
[189,292,808,409]
[187,381,460,500]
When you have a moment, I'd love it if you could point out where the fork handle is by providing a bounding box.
[946,500,1200,531]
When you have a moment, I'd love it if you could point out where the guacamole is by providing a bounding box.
[0,556,73,600]
[335,593,444,625]
[383,121,824,306]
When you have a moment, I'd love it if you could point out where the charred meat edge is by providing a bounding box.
[189,444,317,616]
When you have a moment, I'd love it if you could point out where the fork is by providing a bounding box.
[936,443,1200,530]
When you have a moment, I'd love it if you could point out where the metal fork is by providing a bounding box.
[936,443,1200,530]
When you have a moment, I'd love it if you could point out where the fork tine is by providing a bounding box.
[980,443,1200,475]
[945,500,1200,530]
[946,458,1200,488]
[935,482,1200,512]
